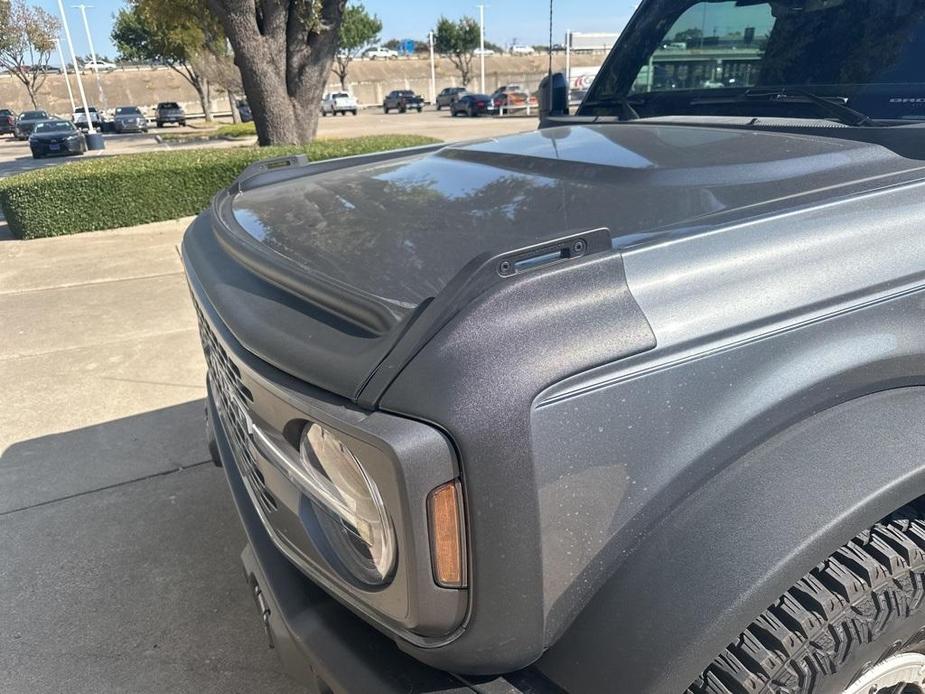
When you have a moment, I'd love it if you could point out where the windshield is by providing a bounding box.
[75,107,97,113]
[34,121,74,133]
[116,107,140,115]
[581,0,925,121]
[21,111,47,120]
[159,103,179,109]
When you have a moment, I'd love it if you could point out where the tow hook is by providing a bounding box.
[249,577,275,649]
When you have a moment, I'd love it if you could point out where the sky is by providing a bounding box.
[34,0,640,62]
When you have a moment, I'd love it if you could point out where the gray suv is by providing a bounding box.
[436,87,467,110]
[183,0,925,692]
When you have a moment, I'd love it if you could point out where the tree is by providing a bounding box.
[434,16,480,87]
[0,1,61,108]
[205,0,347,146]
[112,5,215,120]
[332,3,381,91]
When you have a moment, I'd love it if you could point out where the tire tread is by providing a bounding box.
[687,503,925,694]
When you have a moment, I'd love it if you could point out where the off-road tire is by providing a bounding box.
[689,503,925,693]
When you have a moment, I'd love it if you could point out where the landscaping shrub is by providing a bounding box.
[0,134,440,239]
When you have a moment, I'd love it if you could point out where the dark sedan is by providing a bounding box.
[0,108,16,135]
[112,105,148,133]
[29,120,86,159]
[15,110,50,140]
[451,93,492,117]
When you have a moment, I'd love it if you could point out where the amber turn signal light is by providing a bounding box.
[428,480,466,588]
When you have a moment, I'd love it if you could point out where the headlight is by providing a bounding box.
[299,424,396,586]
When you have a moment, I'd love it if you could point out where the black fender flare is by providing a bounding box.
[535,387,925,694]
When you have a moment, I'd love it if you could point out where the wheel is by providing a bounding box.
[689,503,925,694]
[437,103,442,110]
[180,121,187,126]
[383,105,388,113]
[31,151,42,159]
[352,110,357,116]
[399,105,406,113]
[468,106,475,117]
[156,121,163,128]
[322,110,327,117]
[416,107,422,112]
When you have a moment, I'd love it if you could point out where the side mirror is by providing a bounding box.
[538,72,569,120]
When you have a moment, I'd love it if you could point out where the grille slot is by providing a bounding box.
[194,301,276,518]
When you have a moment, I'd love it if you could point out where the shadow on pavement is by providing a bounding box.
[0,400,309,694]
[0,399,210,516]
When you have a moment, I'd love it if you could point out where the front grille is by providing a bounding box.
[194,301,278,515]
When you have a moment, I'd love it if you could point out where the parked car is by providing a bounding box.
[112,105,148,133]
[321,92,358,116]
[451,93,491,117]
[31,64,62,74]
[14,110,49,140]
[181,0,925,692]
[155,102,186,127]
[382,90,423,113]
[81,59,117,72]
[363,46,398,60]
[473,47,495,56]
[435,87,467,110]
[236,99,252,122]
[0,108,16,136]
[510,45,535,55]
[28,119,85,159]
[490,90,537,111]
[73,105,102,131]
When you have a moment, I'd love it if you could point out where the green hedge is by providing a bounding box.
[0,135,439,239]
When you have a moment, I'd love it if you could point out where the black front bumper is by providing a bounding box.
[31,140,83,156]
[208,392,478,694]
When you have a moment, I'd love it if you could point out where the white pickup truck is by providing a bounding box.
[321,92,358,116]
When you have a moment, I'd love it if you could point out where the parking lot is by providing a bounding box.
[0,107,538,178]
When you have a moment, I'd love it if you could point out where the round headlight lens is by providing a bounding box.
[299,424,395,586]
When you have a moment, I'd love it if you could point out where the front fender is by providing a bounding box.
[536,387,925,693]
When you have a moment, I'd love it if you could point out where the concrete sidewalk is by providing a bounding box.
[0,220,308,693]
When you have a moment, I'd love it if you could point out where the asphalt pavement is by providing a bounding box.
[0,220,309,693]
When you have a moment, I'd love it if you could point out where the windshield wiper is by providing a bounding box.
[724,88,878,127]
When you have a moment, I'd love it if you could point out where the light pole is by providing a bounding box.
[54,38,76,112]
[72,4,105,107]
[477,4,487,93]
[56,0,102,149]
[428,31,436,105]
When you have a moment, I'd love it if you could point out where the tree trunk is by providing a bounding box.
[207,0,345,146]
[228,90,240,123]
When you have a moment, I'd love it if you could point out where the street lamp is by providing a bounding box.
[54,38,76,112]
[55,0,103,149]
[72,4,105,107]
[477,4,488,93]
[428,31,436,105]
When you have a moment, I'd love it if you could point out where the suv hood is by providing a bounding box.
[187,123,922,399]
[230,123,915,309]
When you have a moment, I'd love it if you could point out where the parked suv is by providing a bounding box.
[382,89,423,113]
[0,108,16,136]
[183,1,925,692]
[14,110,49,140]
[435,87,467,110]
[155,102,186,127]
